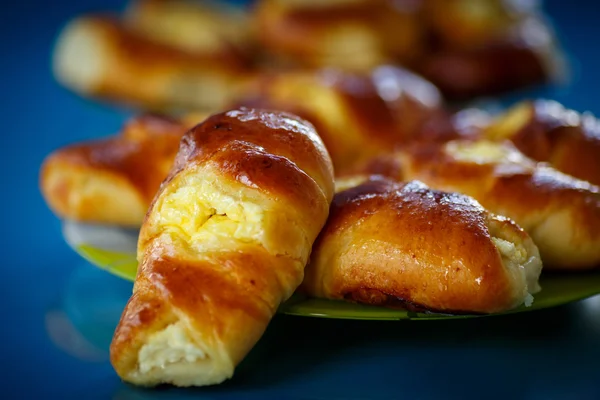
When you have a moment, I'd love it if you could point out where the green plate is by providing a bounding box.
[63,221,600,321]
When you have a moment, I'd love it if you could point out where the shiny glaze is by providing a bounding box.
[254,0,422,67]
[384,140,600,269]
[204,142,328,221]
[236,67,444,174]
[110,108,335,383]
[171,107,335,200]
[320,69,399,143]
[402,141,600,220]
[43,114,187,202]
[232,95,335,160]
[149,255,275,324]
[497,99,600,186]
[303,177,532,314]
[319,66,443,144]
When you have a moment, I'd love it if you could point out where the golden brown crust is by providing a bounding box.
[301,177,542,314]
[418,42,548,101]
[252,0,562,100]
[175,108,333,193]
[111,108,334,387]
[111,248,290,378]
[416,1,563,100]
[235,66,444,174]
[52,14,252,112]
[253,0,423,71]
[359,140,600,269]
[422,0,536,51]
[484,99,600,186]
[39,114,191,226]
[124,0,256,63]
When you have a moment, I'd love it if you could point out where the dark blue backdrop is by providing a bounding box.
[2,1,600,399]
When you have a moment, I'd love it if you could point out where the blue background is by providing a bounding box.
[3,1,600,399]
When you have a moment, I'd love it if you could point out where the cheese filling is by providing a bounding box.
[138,322,206,374]
[156,176,265,253]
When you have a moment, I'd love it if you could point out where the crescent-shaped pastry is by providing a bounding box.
[483,99,600,186]
[236,65,444,174]
[52,15,251,112]
[109,108,334,387]
[40,114,191,227]
[123,0,255,61]
[252,0,423,72]
[301,176,542,314]
[356,140,600,270]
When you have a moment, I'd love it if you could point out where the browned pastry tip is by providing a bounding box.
[166,107,336,201]
[483,99,600,186]
[110,247,298,386]
[40,114,190,227]
[302,176,542,314]
[110,108,334,387]
[359,140,600,270]
[52,14,252,113]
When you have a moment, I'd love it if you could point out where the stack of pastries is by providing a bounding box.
[41,0,600,390]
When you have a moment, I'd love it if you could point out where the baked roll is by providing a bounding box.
[40,114,194,227]
[52,15,251,113]
[417,0,566,101]
[236,65,444,174]
[252,0,423,72]
[483,99,600,186]
[422,0,537,51]
[123,0,255,62]
[357,140,600,270]
[110,108,334,387]
[302,176,542,314]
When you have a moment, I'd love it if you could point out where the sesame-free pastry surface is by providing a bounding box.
[109,108,334,387]
[482,99,600,186]
[356,140,600,270]
[301,176,542,315]
[40,114,189,227]
[235,65,447,174]
[39,114,204,227]
[52,15,252,113]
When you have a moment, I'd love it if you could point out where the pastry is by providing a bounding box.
[483,99,600,186]
[252,0,423,72]
[356,140,600,269]
[109,108,335,386]
[417,1,565,100]
[40,114,195,227]
[236,65,444,174]
[123,0,255,62]
[52,15,251,113]
[302,176,542,314]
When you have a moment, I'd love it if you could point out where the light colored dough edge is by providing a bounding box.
[52,17,109,94]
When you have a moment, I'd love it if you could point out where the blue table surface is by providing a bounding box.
[3,0,600,399]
